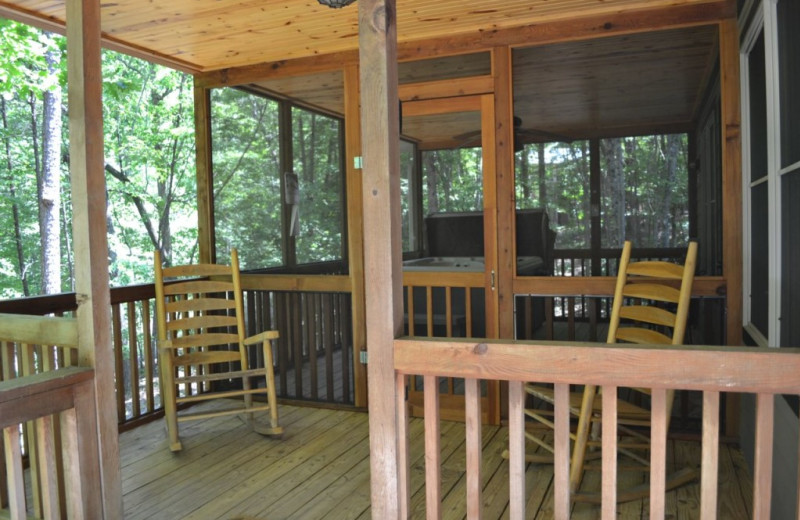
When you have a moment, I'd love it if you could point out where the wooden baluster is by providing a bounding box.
[465,377,482,519]
[445,287,453,338]
[308,294,318,401]
[36,415,61,519]
[567,296,576,341]
[111,304,126,420]
[426,286,434,338]
[649,388,668,518]
[406,285,415,336]
[545,297,554,340]
[324,294,334,401]
[41,344,67,518]
[602,385,618,519]
[701,391,720,519]
[396,372,409,518]
[276,293,288,396]
[142,299,154,414]
[127,302,140,419]
[424,374,441,520]
[465,288,472,338]
[21,343,42,518]
[3,425,25,520]
[508,380,525,520]
[752,393,774,520]
[292,292,303,398]
[340,293,351,403]
[553,383,570,518]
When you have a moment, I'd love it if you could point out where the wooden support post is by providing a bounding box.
[492,46,515,342]
[359,0,403,518]
[344,63,368,408]
[719,17,743,438]
[66,0,123,516]
[194,84,215,264]
[719,18,742,346]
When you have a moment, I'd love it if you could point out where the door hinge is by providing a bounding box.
[491,269,496,291]
[359,350,368,364]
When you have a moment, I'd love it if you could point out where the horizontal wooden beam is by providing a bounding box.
[394,338,800,394]
[240,273,351,293]
[0,313,79,347]
[513,275,726,297]
[402,271,484,288]
[399,75,493,102]
[195,51,359,89]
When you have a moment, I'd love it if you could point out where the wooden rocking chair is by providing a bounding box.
[154,249,283,452]
[523,240,699,502]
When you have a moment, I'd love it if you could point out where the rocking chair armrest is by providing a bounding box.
[243,330,280,346]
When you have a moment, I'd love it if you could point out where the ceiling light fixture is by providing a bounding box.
[317,0,356,8]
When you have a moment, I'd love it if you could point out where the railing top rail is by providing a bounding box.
[0,312,78,346]
[0,366,94,428]
[394,337,800,394]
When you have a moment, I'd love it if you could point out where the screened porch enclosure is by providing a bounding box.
[0,0,767,517]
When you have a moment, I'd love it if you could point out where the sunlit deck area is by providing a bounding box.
[121,400,754,519]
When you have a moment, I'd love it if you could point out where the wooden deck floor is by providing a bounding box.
[121,401,754,519]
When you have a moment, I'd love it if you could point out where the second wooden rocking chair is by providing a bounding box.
[523,240,699,502]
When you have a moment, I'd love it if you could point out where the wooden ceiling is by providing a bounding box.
[1,0,726,73]
[0,0,728,144]
[253,25,719,146]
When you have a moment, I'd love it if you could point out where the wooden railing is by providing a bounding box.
[0,313,102,519]
[0,274,356,427]
[402,271,499,422]
[395,337,800,519]
[551,247,687,278]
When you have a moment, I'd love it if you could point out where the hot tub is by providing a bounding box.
[403,256,544,275]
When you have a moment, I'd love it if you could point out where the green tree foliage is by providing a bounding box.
[0,20,68,297]
[212,88,283,270]
[515,136,689,251]
[0,19,199,297]
[292,107,343,264]
[102,52,198,282]
[422,148,483,215]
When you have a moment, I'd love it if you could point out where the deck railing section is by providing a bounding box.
[395,337,799,519]
[402,271,497,422]
[0,313,101,519]
[0,273,356,428]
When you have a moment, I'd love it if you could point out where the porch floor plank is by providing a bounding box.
[121,401,753,519]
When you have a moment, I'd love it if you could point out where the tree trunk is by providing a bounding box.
[424,151,439,215]
[537,142,547,209]
[1,98,30,296]
[39,39,63,295]
[602,138,626,247]
[662,134,681,247]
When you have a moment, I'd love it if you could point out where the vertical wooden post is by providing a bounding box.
[194,84,215,264]
[344,63,368,408]
[66,0,123,516]
[719,19,742,346]
[719,17,743,438]
[359,0,402,518]
[492,46,515,341]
